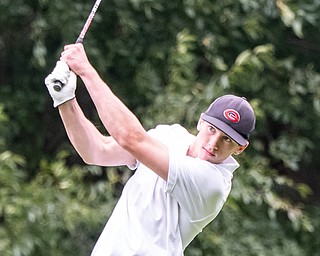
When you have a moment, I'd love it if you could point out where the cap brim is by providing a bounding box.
[201,114,248,146]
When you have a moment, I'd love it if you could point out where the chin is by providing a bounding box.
[200,155,221,164]
[209,159,223,164]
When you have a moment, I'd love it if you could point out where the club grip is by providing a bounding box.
[53,80,63,92]
[76,37,84,44]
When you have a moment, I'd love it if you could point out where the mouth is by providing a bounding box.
[203,147,215,157]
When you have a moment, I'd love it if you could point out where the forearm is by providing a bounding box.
[58,98,107,164]
[79,67,146,149]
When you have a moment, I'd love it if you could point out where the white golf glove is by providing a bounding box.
[45,61,77,107]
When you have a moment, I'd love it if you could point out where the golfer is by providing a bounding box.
[45,43,256,256]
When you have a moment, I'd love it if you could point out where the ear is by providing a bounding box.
[197,118,204,131]
[233,142,249,155]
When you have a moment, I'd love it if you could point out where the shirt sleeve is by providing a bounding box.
[166,151,233,222]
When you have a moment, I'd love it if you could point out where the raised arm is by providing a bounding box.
[45,60,136,167]
[60,43,170,180]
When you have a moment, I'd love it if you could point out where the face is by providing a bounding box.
[189,120,248,164]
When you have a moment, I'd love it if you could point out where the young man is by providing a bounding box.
[45,43,255,255]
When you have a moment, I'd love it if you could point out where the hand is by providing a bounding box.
[45,61,77,107]
[60,44,92,77]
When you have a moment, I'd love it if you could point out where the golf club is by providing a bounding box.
[53,0,102,91]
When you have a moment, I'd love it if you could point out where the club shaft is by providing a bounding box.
[76,0,102,43]
[53,0,102,92]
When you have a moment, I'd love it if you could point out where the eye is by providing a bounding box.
[208,125,216,133]
[223,136,232,142]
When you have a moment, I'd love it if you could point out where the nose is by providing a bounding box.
[208,130,223,150]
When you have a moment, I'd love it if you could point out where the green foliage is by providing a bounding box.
[0,151,118,256]
[1,0,320,255]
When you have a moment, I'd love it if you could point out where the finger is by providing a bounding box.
[45,74,55,85]
[63,44,75,51]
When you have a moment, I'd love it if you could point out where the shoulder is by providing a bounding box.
[166,158,235,221]
[148,124,188,135]
[167,155,239,200]
[148,124,194,141]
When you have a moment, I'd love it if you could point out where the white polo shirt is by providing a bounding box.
[91,124,239,256]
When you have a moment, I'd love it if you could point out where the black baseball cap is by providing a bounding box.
[201,95,256,146]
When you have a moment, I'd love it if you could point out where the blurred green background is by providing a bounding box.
[0,0,319,255]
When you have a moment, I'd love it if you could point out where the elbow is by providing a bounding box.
[80,154,95,165]
[77,146,102,165]
[116,129,144,152]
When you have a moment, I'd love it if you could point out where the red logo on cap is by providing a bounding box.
[223,109,240,123]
